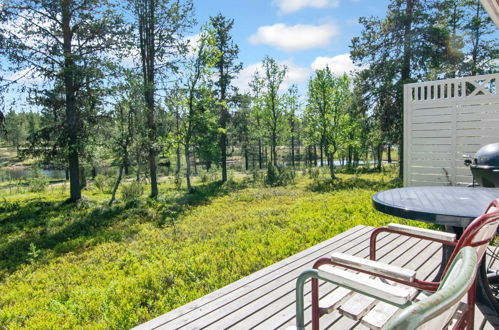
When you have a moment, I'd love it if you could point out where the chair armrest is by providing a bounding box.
[387,223,456,242]
[331,252,416,282]
[317,264,413,306]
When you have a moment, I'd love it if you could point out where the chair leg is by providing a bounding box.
[466,281,476,330]
[312,277,320,330]
[295,270,319,330]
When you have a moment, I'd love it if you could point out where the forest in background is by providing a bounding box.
[0,0,497,201]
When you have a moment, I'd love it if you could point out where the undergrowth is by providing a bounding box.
[0,168,425,329]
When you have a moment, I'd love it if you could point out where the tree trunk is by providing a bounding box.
[258,138,263,169]
[176,144,181,175]
[399,0,414,180]
[193,150,198,175]
[244,146,249,171]
[252,146,255,169]
[320,139,324,167]
[377,143,383,171]
[328,152,335,180]
[313,144,318,167]
[136,155,141,182]
[220,126,227,182]
[272,131,277,166]
[139,2,159,198]
[185,145,192,192]
[387,144,392,163]
[471,2,481,76]
[109,164,124,206]
[348,146,353,168]
[79,166,86,189]
[124,148,130,175]
[62,1,81,202]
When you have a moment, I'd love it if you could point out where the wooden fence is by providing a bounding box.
[404,73,499,186]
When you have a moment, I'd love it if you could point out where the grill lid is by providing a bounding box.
[472,142,499,168]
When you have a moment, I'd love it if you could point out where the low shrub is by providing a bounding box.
[28,176,49,192]
[174,174,183,191]
[200,171,209,184]
[265,163,295,187]
[94,174,114,193]
[121,182,144,203]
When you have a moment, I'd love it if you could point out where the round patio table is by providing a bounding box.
[372,186,499,317]
[372,186,499,228]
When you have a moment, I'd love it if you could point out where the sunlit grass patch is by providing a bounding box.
[0,168,427,328]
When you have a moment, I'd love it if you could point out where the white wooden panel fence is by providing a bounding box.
[404,73,499,187]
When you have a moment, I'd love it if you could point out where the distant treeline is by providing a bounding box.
[0,0,496,201]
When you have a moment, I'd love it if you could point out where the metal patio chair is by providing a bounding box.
[295,246,478,329]
[302,198,499,330]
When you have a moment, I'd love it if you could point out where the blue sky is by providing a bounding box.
[192,0,390,92]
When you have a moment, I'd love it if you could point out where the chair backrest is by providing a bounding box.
[384,246,478,330]
[442,198,499,277]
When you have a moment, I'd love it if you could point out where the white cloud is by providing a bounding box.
[281,60,311,89]
[249,23,339,52]
[233,60,311,93]
[311,53,357,75]
[273,0,340,14]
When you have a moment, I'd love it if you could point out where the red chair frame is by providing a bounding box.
[309,199,499,330]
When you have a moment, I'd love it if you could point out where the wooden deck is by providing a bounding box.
[134,225,496,329]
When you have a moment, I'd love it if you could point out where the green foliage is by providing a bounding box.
[0,168,431,328]
[94,174,114,193]
[265,162,295,187]
[200,171,209,184]
[27,243,41,264]
[174,174,183,191]
[28,176,49,193]
[28,166,49,192]
[251,169,265,186]
[120,182,144,204]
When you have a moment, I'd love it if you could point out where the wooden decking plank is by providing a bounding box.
[319,287,354,315]
[146,226,374,329]
[179,227,400,329]
[249,232,428,329]
[360,301,400,330]
[135,226,490,330]
[215,232,409,329]
[135,225,371,330]
[211,228,416,329]
[287,238,442,329]
[338,290,377,321]
[360,239,440,329]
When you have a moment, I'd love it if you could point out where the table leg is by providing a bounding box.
[432,226,462,281]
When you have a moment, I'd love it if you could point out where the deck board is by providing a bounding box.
[133,225,495,330]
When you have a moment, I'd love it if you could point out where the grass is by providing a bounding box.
[0,167,428,329]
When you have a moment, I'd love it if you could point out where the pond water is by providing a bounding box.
[0,167,67,181]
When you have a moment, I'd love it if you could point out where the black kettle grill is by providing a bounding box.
[466,143,499,188]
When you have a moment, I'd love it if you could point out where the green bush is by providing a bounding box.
[94,174,114,193]
[200,171,209,184]
[308,167,320,179]
[174,174,183,191]
[251,170,265,186]
[28,176,49,192]
[120,182,144,203]
[265,163,295,187]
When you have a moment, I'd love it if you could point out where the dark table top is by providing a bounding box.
[372,186,499,227]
